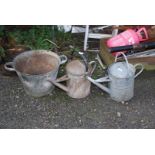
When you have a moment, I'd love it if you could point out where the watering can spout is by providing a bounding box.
[48,75,69,92]
[87,76,110,94]
[52,80,68,92]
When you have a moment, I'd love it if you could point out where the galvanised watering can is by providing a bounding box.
[87,52,144,102]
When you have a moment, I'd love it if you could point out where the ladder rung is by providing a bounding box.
[88,33,112,39]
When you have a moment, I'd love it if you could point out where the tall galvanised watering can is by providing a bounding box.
[87,52,144,102]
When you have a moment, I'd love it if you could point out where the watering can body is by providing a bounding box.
[67,73,91,98]
[108,63,135,102]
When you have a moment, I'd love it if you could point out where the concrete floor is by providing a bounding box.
[0,71,155,129]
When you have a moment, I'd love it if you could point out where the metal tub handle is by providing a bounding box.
[4,62,16,72]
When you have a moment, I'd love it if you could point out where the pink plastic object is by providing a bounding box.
[107,27,149,48]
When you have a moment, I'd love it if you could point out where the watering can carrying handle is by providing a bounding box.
[4,62,16,72]
[115,52,130,70]
[60,55,68,64]
[115,52,128,63]
[134,63,144,78]
[115,52,144,78]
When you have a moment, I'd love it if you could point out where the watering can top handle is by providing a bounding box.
[134,63,144,78]
[88,61,96,75]
[115,52,131,72]
[60,55,68,64]
[115,52,128,63]
[115,52,130,69]
[4,62,16,72]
